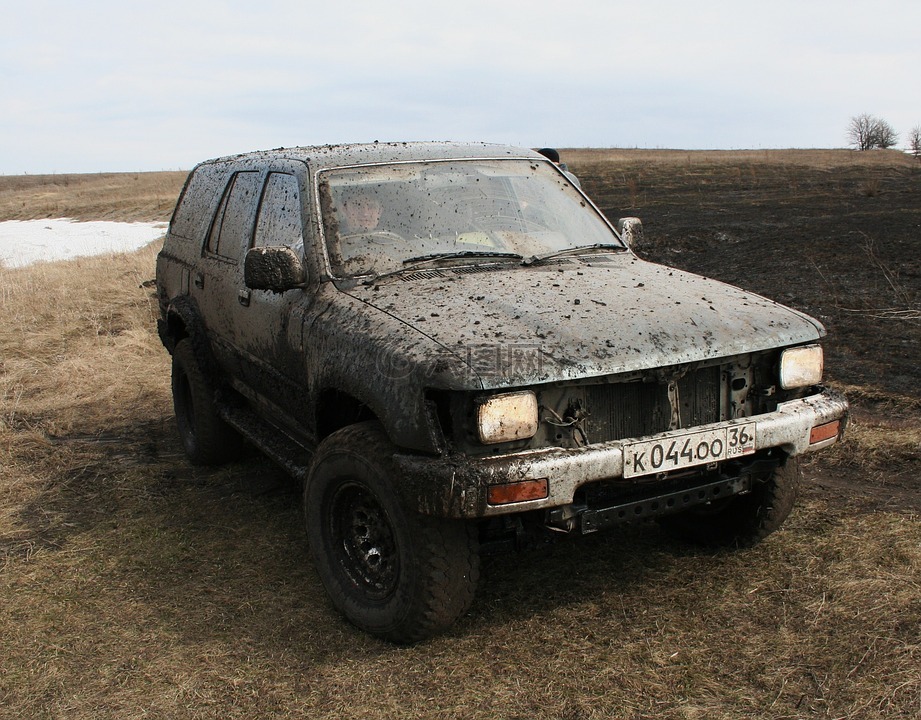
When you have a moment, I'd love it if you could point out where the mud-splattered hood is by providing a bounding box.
[343,254,825,389]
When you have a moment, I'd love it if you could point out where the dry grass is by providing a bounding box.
[1,158,920,719]
[0,171,187,222]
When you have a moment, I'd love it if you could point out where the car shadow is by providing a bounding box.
[11,414,790,661]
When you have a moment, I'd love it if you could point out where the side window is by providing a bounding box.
[206,171,260,262]
[169,165,224,242]
[254,173,304,250]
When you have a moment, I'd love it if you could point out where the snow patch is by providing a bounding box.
[0,218,168,268]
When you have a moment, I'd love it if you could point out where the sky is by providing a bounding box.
[2,0,919,174]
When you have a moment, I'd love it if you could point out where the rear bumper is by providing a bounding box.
[394,388,848,518]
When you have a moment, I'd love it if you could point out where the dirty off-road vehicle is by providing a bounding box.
[156,142,848,642]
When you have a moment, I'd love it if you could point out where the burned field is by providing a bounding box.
[1,151,919,719]
[571,149,921,517]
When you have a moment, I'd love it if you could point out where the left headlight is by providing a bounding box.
[779,345,824,389]
[477,391,539,445]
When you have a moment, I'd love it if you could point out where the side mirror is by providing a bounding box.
[616,217,644,249]
[244,246,306,292]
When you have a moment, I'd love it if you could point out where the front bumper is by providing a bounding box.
[393,388,848,519]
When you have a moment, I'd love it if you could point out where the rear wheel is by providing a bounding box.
[305,422,480,643]
[171,339,239,465]
[659,458,801,547]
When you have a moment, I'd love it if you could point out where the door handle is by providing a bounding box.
[194,272,205,289]
[238,289,251,307]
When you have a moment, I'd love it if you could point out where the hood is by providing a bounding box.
[343,254,824,388]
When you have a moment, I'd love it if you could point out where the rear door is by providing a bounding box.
[195,168,262,379]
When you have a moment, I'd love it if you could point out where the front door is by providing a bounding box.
[231,170,312,426]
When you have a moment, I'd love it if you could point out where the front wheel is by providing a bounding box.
[304,422,479,643]
[659,458,801,547]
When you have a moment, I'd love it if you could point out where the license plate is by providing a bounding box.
[623,423,756,479]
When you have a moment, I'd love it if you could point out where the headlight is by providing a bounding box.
[779,345,824,389]
[477,391,539,444]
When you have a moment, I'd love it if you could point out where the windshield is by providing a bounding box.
[319,159,622,277]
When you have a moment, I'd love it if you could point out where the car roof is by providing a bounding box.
[198,141,545,172]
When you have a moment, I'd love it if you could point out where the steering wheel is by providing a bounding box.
[342,230,404,245]
[473,215,550,233]
[366,231,404,245]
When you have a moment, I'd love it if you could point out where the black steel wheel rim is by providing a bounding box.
[329,481,399,600]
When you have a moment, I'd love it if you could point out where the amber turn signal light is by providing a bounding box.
[487,478,550,505]
[809,420,840,444]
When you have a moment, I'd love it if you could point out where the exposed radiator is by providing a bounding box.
[583,365,722,443]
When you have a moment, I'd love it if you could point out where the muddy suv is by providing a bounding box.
[156,142,848,642]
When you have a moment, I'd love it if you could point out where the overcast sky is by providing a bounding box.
[2,0,919,174]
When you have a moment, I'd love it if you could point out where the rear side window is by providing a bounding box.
[254,173,303,251]
[206,171,261,261]
[169,164,226,242]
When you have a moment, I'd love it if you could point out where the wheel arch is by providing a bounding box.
[161,295,218,376]
[312,384,442,454]
[315,387,379,442]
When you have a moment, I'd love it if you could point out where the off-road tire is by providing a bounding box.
[305,422,480,643]
[171,338,239,465]
[659,458,801,547]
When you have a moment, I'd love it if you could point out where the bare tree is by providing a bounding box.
[848,114,899,150]
[908,126,921,158]
[849,113,876,150]
[872,118,899,149]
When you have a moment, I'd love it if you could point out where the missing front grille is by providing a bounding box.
[583,365,722,443]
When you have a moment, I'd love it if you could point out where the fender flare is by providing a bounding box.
[161,295,218,378]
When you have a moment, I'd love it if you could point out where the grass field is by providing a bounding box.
[1,150,919,719]
[0,171,186,222]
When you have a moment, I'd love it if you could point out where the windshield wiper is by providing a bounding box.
[356,251,523,286]
[402,250,523,266]
[522,243,624,266]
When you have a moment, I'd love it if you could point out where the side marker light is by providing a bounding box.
[487,478,550,505]
[810,420,840,445]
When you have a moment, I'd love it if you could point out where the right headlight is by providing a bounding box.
[779,345,824,389]
[476,391,539,445]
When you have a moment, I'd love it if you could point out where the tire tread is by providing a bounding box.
[171,338,239,465]
[660,458,801,547]
[305,422,479,643]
